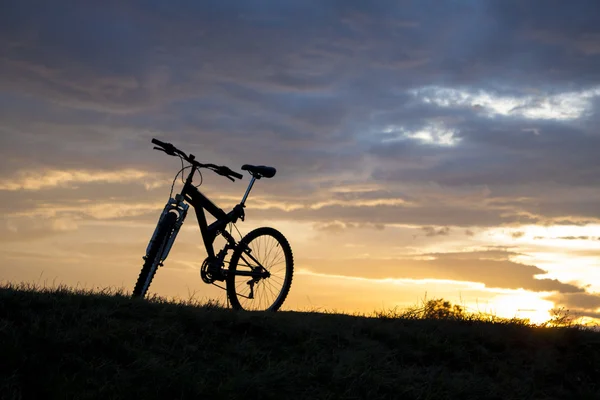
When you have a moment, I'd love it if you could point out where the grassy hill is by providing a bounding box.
[1,284,599,400]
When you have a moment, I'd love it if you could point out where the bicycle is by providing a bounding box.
[132,138,294,311]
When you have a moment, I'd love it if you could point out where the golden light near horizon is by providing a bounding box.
[3,180,600,323]
[2,163,600,324]
[481,291,555,325]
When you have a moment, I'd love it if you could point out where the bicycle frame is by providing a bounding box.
[147,165,257,266]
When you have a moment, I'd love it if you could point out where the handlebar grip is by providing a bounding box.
[230,170,243,180]
[152,138,167,147]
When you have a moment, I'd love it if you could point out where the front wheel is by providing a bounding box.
[226,227,294,311]
[132,212,178,298]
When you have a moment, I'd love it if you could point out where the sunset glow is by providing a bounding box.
[2,0,600,325]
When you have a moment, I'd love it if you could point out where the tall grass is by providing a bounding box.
[1,282,599,399]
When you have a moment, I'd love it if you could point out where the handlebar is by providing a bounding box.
[151,138,243,181]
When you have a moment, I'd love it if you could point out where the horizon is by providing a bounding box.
[1,0,600,324]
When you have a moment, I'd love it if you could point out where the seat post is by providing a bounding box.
[240,176,256,206]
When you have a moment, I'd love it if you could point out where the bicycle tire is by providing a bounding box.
[132,212,178,298]
[226,227,294,311]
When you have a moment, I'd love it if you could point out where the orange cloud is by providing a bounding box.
[0,169,165,191]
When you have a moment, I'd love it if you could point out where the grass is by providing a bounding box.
[1,283,600,400]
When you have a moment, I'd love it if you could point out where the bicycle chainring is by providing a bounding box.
[200,257,225,283]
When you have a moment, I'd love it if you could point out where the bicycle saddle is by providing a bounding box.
[241,164,276,179]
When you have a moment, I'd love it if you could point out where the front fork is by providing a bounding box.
[146,194,189,264]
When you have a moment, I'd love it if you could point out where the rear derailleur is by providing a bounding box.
[245,267,271,299]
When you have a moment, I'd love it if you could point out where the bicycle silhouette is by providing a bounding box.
[132,138,294,311]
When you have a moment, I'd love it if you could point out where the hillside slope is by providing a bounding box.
[1,286,599,400]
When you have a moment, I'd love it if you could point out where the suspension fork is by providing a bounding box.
[146,193,189,263]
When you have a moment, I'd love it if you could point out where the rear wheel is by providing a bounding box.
[132,212,178,298]
[226,227,294,311]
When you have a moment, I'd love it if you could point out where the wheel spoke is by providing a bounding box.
[270,251,285,267]
[263,237,277,269]
[265,280,277,299]
[268,274,284,283]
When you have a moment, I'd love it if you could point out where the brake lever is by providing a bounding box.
[223,166,243,180]
[153,146,177,156]
[209,165,236,182]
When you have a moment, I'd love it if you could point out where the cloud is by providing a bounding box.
[9,201,164,221]
[0,169,163,191]
[313,221,385,232]
[409,85,600,121]
[2,0,598,112]
[546,292,600,320]
[303,250,584,294]
[548,292,600,310]
[422,226,451,237]
[534,236,595,241]
[0,215,79,242]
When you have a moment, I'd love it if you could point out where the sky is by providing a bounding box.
[2,0,600,323]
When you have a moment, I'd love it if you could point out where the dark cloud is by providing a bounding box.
[548,292,600,310]
[304,250,584,294]
[371,117,600,188]
[569,310,600,321]
[2,1,600,229]
[2,0,599,109]
[248,203,540,227]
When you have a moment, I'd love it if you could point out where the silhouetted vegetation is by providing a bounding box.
[1,283,599,399]
[373,297,589,328]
